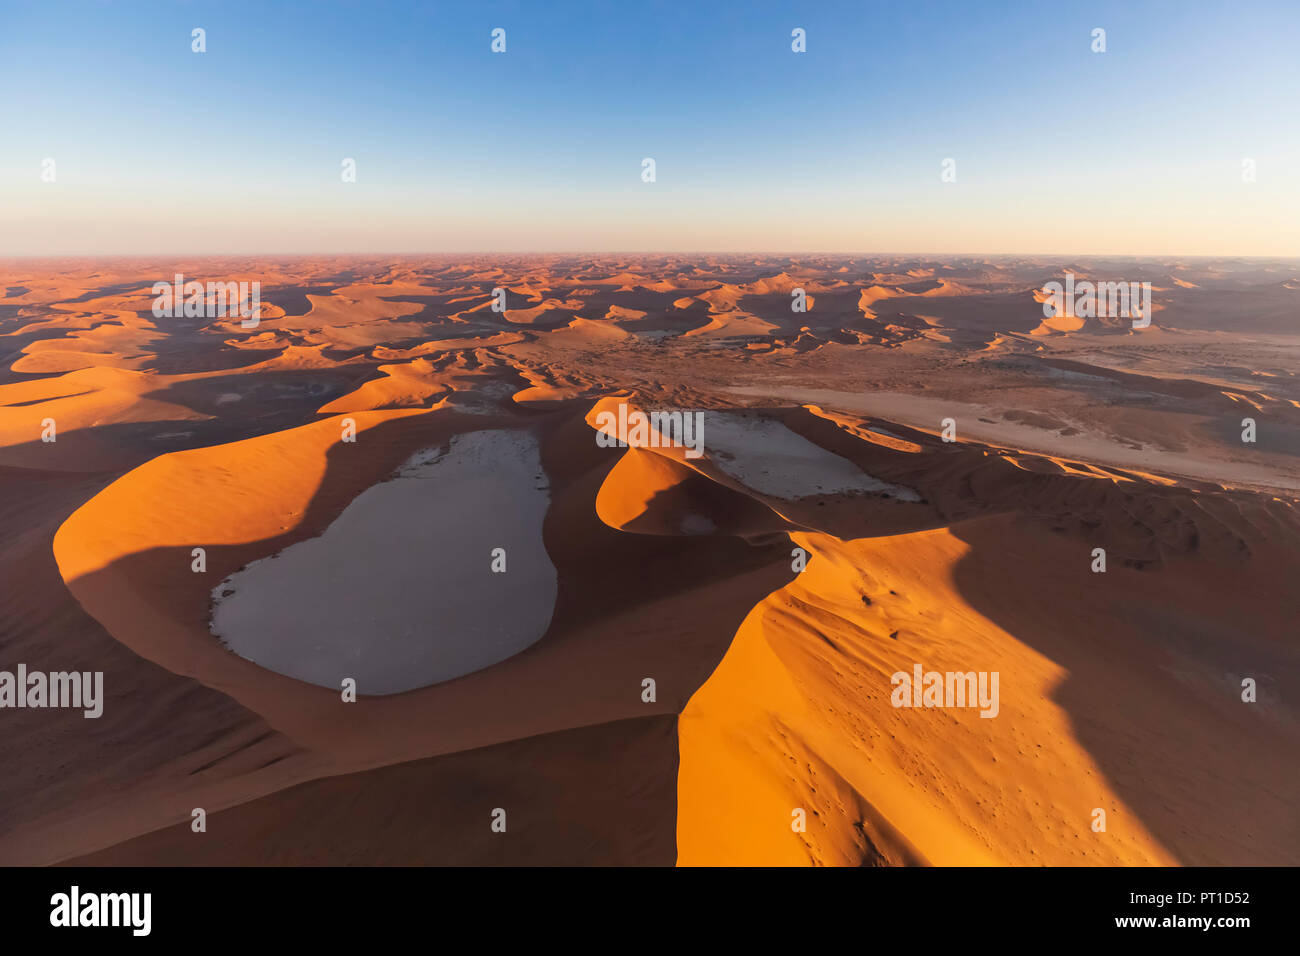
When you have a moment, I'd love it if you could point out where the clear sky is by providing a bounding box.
[1,0,1297,256]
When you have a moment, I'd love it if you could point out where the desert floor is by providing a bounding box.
[1,254,1296,865]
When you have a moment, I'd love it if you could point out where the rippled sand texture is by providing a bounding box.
[1,254,1297,865]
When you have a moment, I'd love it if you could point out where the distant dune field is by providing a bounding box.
[0,254,1296,866]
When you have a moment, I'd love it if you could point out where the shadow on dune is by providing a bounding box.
[65,715,682,867]
[141,365,377,419]
[47,402,800,864]
[946,494,1300,865]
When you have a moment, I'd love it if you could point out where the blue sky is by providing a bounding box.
[1,0,1297,255]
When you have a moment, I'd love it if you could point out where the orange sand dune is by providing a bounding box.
[27,398,789,862]
[2,254,1297,867]
[0,366,212,470]
[679,524,1181,865]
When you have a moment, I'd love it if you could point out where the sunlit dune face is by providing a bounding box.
[4,255,1298,866]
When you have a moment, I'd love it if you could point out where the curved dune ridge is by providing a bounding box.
[43,392,1300,866]
[593,397,1298,865]
[210,428,556,694]
[677,526,1170,866]
[5,256,1297,866]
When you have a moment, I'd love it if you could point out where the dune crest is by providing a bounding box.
[4,254,1295,866]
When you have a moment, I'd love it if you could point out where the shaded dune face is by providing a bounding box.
[595,445,793,537]
[43,401,795,865]
[674,419,1300,865]
[6,256,1297,866]
[44,387,1300,866]
[574,403,1299,865]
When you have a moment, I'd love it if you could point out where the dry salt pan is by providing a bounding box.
[210,429,556,695]
[701,412,921,501]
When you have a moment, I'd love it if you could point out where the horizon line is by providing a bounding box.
[4,250,1299,262]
